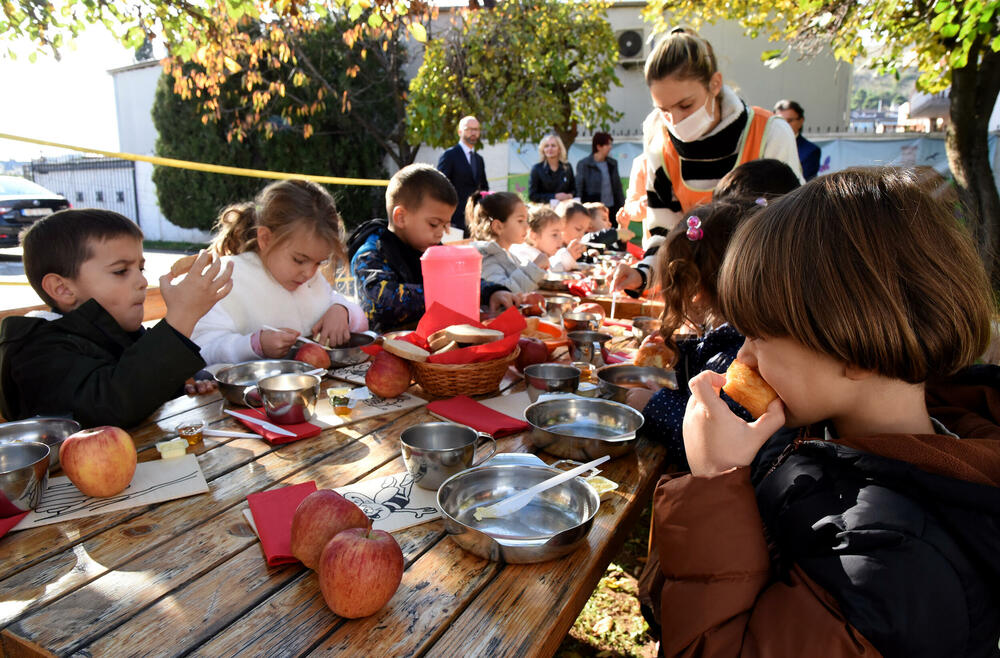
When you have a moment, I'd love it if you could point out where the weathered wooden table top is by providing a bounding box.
[0,345,665,658]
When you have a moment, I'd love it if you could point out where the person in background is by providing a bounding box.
[436,115,489,235]
[528,134,576,204]
[468,191,546,294]
[192,180,368,365]
[576,132,625,224]
[774,99,822,181]
[611,28,802,298]
[0,209,232,427]
[348,164,513,333]
[549,200,590,272]
[649,167,1000,656]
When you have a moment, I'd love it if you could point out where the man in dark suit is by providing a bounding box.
[436,115,489,235]
[774,99,822,181]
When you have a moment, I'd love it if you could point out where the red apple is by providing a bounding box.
[291,489,371,570]
[523,292,546,309]
[318,527,404,618]
[573,302,606,320]
[515,336,548,372]
[295,343,331,369]
[59,426,137,497]
[365,350,411,398]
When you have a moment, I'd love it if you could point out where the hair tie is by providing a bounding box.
[686,215,703,241]
[755,197,768,207]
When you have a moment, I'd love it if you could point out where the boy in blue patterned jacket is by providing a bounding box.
[348,164,513,333]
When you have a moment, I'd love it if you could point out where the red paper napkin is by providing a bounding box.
[246,481,318,566]
[605,351,631,364]
[626,241,644,259]
[0,512,28,540]
[232,408,322,444]
[426,396,530,437]
[568,280,594,298]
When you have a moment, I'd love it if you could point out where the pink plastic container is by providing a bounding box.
[421,245,482,319]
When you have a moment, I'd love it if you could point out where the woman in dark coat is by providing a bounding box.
[575,131,625,223]
[528,134,575,203]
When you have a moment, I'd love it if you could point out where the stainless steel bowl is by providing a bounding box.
[437,464,600,563]
[0,418,80,471]
[326,332,375,368]
[596,364,677,403]
[539,272,573,291]
[0,441,50,516]
[544,294,578,321]
[563,312,602,332]
[631,316,663,343]
[524,363,581,402]
[214,359,315,407]
[525,397,644,460]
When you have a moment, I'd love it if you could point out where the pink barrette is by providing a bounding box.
[686,215,703,241]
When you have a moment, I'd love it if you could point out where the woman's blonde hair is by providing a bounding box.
[719,167,994,383]
[645,27,718,87]
[210,179,347,268]
[466,191,524,241]
[537,134,568,164]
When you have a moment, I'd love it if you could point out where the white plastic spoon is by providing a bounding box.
[473,455,610,520]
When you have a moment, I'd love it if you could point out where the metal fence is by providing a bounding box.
[25,157,138,222]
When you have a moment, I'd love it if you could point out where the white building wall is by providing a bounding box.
[110,60,214,243]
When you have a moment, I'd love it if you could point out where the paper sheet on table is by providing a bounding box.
[311,388,427,429]
[13,453,208,531]
[243,471,440,535]
[328,361,370,384]
[479,390,533,421]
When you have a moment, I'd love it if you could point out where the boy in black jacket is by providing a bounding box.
[0,209,233,427]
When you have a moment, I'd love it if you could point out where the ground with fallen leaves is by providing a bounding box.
[555,503,658,657]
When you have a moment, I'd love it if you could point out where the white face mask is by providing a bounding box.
[663,93,716,142]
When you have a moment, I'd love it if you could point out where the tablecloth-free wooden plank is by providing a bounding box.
[0,407,425,645]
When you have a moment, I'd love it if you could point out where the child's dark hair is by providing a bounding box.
[655,198,762,357]
[527,204,560,236]
[385,164,458,219]
[210,179,347,268]
[556,200,589,221]
[466,191,524,241]
[21,208,144,309]
[714,159,801,202]
[720,167,993,382]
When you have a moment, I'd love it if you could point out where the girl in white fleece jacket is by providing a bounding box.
[192,180,367,365]
[468,191,546,294]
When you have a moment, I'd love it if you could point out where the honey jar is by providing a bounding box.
[176,420,205,446]
[327,387,352,416]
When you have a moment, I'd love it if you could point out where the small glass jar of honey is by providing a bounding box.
[571,361,594,383]
[176,420,205,446]
[327,387,352,416]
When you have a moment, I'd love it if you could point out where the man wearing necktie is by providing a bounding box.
[437,115,490,235]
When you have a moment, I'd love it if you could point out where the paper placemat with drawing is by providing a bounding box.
[312,387,427,429]
[328,361,370,384]
[12,454,209,531]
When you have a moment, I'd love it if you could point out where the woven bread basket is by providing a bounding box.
[412,347,520,397]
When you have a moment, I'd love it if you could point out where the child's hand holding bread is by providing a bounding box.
[682,366,784,477]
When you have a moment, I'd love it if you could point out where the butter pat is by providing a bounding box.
[156,437,188,459]
[586,475,619,500]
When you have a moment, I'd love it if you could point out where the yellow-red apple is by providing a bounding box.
[290,490,371,570]
[365,351,411,399]
[59,426,137,497]
[295,343,331,370]
[318,527,404,618]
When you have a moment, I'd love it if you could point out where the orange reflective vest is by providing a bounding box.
[661,106,775,212]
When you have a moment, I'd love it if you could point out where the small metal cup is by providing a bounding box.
[567,331,613,366]
[399,423,497,490]
[631,316,662,343]
[243,373,321,425]
[524,363,581,402]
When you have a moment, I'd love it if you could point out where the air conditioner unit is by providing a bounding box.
[616,28,646,65]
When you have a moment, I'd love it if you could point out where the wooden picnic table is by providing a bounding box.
[0,338,665,658]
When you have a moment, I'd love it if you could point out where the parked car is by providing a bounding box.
[0,176,70,246]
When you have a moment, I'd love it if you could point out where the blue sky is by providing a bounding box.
[0,28,133,162]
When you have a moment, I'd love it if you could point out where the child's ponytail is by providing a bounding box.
[210,202,259,256]
[467,191,523,241]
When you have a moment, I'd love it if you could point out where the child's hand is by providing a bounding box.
[161,251,234,337]
[625,386,656,411]
[260,327,299,358]
[682,370,785,477]
[489,290,516,313]
[533,253,550,270]
[311,304,351,348]
[567,239,586,260]
[617,226,636,243]
[184,378,218,396]
[610,263,643,293]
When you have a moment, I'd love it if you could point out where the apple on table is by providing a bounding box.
[365,350,411,399]
[59,426,137,497]
[318,527,404,619]
[290,489,371,570]
[295,343,332,370]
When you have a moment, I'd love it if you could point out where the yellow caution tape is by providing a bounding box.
[0,133,391,187]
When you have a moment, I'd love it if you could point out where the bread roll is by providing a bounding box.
[634,334,672,369]
[722,360,778,419]
[170,254,198,277]
[444,324,504,345]
[428,329,452,352]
